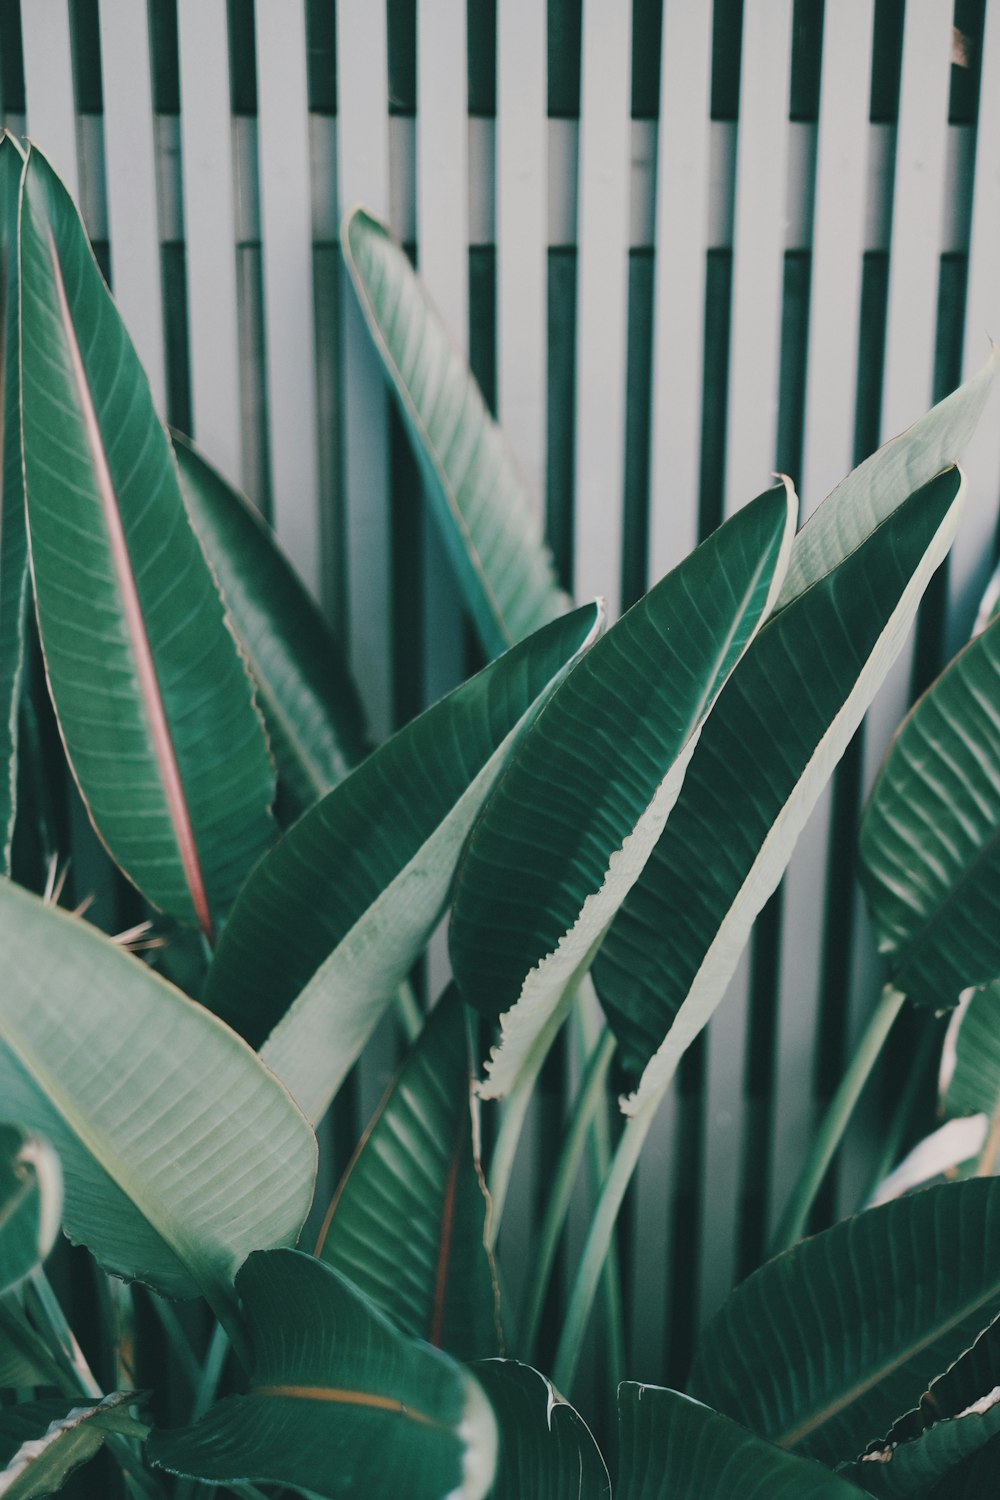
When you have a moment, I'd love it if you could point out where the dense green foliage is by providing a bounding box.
[0,137,998,1498]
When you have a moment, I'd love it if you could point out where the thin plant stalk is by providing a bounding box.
[575,983,625,1392]
[769,982,906,1256]
[861,1019,942,1203]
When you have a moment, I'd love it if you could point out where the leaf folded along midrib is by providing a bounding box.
[42,227,211,939]
[777,1293,1000,1451]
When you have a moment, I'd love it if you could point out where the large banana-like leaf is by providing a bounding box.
[317,988,500,1361]
[0,135,27,874]
[942,981,1000,1118]
[596,468,964,1113]
[778,347,997,608]
[859,610,1000,1008]
[471,1360,610,1499]
[148,1249,498,1500]
[342,207,568,657]
[0,877,316,1309]
[616,1386,867,1500]
[689,1178,1000,1470]
[173,432,371,817]
[0,1125,61,1295]
[450,483,797,1099]
[0,1395,142,1499]
[204,604,602,1125]
[926,1435,1000,1497]
[19,145,275,939]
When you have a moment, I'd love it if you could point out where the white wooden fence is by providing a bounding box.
[3,0,998,1392]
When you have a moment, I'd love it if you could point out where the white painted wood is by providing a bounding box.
[572,0,632,615]
[768,0,875,1244]
[416,0,468,712]
[254,0,321,595]
[97,0,165,411]
[950,3,1000,654]
[176,0,243,484]
[21,0,79,202]
[723,0,794,515]
[647,0,713,584]
[863,0,953,795]
[336,0,392,741]
[497,0,547,519]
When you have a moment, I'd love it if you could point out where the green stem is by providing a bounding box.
[769,982,906,1257]
[395,979,423,1045]
[175,1323,231,1500]
[552,1092,661,1393]
[574,989,625,1393]
[861,1019,941,1203]
[142,1291,202,1394]
[0,1294,72,1393]
[521,1026,617,1356]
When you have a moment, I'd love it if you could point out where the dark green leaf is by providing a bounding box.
[19,145,275,938]
[0,1124,61,1294]
[471,1360,609,1499]
[0,1394,143,1498]
[942,981,1000,1119]
[317,989,501,1361]
[148,1248,498,1500]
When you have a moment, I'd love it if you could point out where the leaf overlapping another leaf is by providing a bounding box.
[0,1124,61,1295]
[472,1360,610,1500]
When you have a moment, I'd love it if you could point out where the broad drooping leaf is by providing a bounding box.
[19,144,275,939]
[689,1179,1000,1470]
[859,609,1000,1008]
[204,604,602,1125]
[926,1434,1000,1497]
[317,989,501,1361]
[148,1249,498,1500]
[173,431,371,817]
[0,1124,61,1294]
[0,135,28,875]
[0,877,316,1309]
[0,1395,143,1499]
[615,1386,867,1500]
[597,467,965,1113]
[942,981,1000,1119]
[450,482,797,1099]
[471,1360,610,1500]
[342,206,568,657]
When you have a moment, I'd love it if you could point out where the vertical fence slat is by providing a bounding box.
[699,0,794,1327]
[416,0,468,707]
[768,0,876,1242]
[572,0,632,615]
[951,4,1000,652]
[647,0,713,581]
[337,0,392,740]
[497,0,547,518]
[21,0,80,202]
[176,0,243,483]
[254,0,321,594]
[96,0,165,410]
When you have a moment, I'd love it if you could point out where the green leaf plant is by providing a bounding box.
[2,145,999,1499]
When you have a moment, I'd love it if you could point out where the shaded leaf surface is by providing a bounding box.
[343,207,568,657]
[690,1179,1000,1469]
[472,1360,610,1500]
[0,1125,61,1295]
[942,981,1000,1119]
[148,1249,498,1500]
[860,611,1000,1007]
[451,483,795,1098]
[174,432,370,817]
[0,1394,141,1499]
[205,604,602,1124]
[0,877,316,1304]
[317,989,500,1361]
[596,469,963,1111]
[0,136,28,875]
[20,145,275,936]
[616,1386,866,1500]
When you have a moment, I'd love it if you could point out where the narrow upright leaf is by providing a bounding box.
[317,989,501,1361]
[173,432,371,816]
[19,145,275,937]
[0,877,316,1307]
[616,1386,867,1500]
[204,604,602,1124]
[450,483,796,1098]
[0,134,28,873]
[343,206,569,656]
[689,1179,1000,1470]
[148,1249,498,1500]
[0,1394,142,1499]
[597,469,964,1113]
[472,1361,610,1500]
[859,609,1000,1007]
[0,1124,61,1295]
